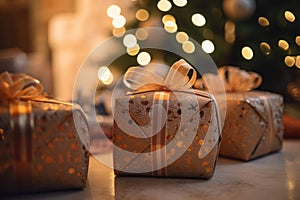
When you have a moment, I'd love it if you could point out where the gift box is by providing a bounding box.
[199,66,284,161]
[113,59,221,179]
[219,91,284,161]
[0,72,90,195]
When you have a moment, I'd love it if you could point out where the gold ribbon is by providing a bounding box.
[124,59,197,92]
[0,71,44,101]
[198,66,262,92]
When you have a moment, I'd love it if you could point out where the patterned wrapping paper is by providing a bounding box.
[113,90,221,179]
[219,91,284,161]
[0,72,90,195]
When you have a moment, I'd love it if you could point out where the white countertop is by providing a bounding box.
[5,139,300,200]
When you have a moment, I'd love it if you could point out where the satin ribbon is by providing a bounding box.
[124,59,197,92]
[198,66,262,92]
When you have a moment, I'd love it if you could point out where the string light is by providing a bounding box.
[137,52,151,66]
[157,0,172,12]
[107,5,121,19]
[259,42,271,55]
[123,34,137,48]
[176,32,189,44]
[182,41,195,53]
[135,28,148,40]
[191,13,206,27]
[284,56,295,67]
[278,40,289,51]
[136,9,150,21]
[173,0,187,7]
[284,11,296,22]
[201,40,215,54]
[258,17,270,27]
[241,46,254,60]
[112,15,126,28]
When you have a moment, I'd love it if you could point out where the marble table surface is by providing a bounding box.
[5,139,300,200]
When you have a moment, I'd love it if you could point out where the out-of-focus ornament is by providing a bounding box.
[222,0,256,21]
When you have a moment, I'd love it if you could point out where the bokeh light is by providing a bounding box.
[191,13,206,27]
[284,11,296,22]
[136,9,150,21]
[173,0,188,7]
[107,5,121,19]
[98,66,112,84]
[113,27,126,37]
[162,14,176,24]
[127,44,140,56]
[259,42,271,55]
[182,41,195,53]
[201,40,215,54]
[112,15,126,28]
[258,17,270,27]
[137,52,151,66]
[296,56,300,68]
[164,21,178,33]
[157,0,172,12]
[176,32,189,44]
[241,46,254,60]
[123,34,137,48]
[295,36,300,46]
[278,39,289,51]
[135,28,148,40]
[284,56,295,67]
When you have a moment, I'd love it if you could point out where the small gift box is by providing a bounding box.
[0,72,90,195]
[200,67,284,161]
[113,60,221,179]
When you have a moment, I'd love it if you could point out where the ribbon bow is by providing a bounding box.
[0,71,44,101]
[124,59,197,92]
[198,66,262,92]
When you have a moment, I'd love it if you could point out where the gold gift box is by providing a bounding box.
[219,91,284,161]
[113,90,221,179]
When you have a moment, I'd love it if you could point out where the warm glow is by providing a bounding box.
[157,0,172,12]
[107,5,121,19]
[98,66,111,82]
[164,21,178,33]
[162,15,176,24]
[173,0,187,7]
[191,13,206,27]
[284,56,295,67]
[241,46,254,60]
[127,44,140,56]
[135,28,148,41]
[258,17,270,27]
[123,34,137,48]
[284,11,296,22]
[137,52,151,66]
[113,27,126,37]
[176,32,189,44]
[259,42,271,55]
[296,56,300,68]
[295,36,300,46]
[201,40,215,54]
[136,9,149,21]
[182,41,195,54]
[278,40,289,51]
[102,73,114,85]
[112,15,126,28]
[225,21,235,33]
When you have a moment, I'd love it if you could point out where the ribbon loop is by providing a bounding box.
[0,72,44,100]
[123,59,197,92]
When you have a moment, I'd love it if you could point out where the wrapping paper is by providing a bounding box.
[219,91,284,161]
[0,72,90,195]
[113,90,221,179]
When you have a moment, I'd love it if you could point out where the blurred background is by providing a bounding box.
[0,0,299,138]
